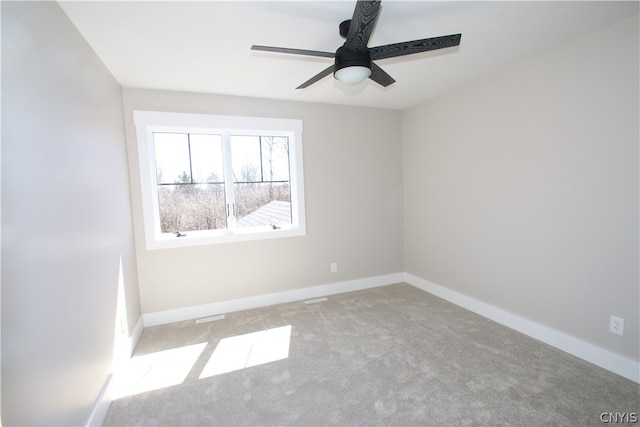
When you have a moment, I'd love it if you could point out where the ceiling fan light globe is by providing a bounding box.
[334,66,372,85]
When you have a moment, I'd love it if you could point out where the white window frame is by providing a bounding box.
[133,111,306,250]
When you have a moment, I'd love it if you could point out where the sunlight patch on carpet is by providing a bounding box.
[114,342,207,397]
[199,325,291,378]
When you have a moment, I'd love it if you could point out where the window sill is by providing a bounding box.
[146,225,305,250]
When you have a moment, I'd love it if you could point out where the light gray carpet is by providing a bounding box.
[104,283,639,426]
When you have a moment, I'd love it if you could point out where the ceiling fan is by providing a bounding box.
[251,0,461,89]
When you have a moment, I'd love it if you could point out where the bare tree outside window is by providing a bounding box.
[232,136,291,227]
[154,133,227,233]
[153,132,292,234]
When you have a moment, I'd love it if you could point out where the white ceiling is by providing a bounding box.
[59,1,639,110]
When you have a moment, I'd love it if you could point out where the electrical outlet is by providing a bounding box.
[330,262,338,273]
[609,316,624,336]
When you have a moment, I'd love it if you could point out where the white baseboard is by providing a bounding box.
[143,273,405,327]
[85,316,145,427]
[405,273,640,384]
[85,374,113,426]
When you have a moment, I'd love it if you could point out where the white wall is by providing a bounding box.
[1,2,140,425]
[403,15,639,361]
[122,88,404,315]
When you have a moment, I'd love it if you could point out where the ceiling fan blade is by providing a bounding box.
[369,63,395,87]
[296,64,336,89]
[251,45,334,58]
[369,34,462,61]
[344,0,381,52]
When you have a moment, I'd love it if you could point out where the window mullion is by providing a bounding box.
[259,135,264,182]
[221,132,236,231]
[187,133,194,184]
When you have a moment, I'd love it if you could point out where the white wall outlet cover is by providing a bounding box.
[609,315,624,336]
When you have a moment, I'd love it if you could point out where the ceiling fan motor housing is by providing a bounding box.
[334,45,372,74]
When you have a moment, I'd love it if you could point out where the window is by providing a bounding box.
[133,111,305,249]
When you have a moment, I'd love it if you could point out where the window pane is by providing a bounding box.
[231,136,261,183]
[235,182,291,228]
[157,184,227,233]
[154,133,191,184]
[261,136,290,182]
[190,134,224,183]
